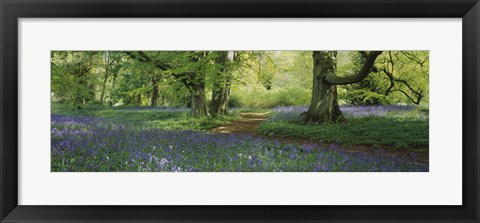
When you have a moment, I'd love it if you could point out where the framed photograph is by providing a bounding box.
[1,0,479,222]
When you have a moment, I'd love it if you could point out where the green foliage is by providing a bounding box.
[338,51,429,105]
[51,50,429,114]
[230,51,312,108]
[51,51,98,105]
[227,94,242,108]
[340,88,394,105]
[231,86,311,108]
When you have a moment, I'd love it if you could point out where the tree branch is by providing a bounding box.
[325,51,382,85]
[265,54,289,72]
[379,63,424,105]
[384,69,395,95]
[124,51,172,70]
[384,51,395,95]
[392,89,423,105]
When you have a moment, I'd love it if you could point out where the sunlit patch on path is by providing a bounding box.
[212,112,269,134]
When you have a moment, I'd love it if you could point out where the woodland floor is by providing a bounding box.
[211,112,270,134]
[212,112,429,164]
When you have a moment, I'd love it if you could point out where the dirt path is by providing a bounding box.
[211,112,428,164]
[212,113,269,134]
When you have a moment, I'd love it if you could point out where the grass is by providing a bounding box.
[51,103,239,131]
[257,108,428,151]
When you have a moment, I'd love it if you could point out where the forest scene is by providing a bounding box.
[51,50,429,172]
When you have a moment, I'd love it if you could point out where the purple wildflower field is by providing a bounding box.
[51,107,428,172]
[268,105,425,121]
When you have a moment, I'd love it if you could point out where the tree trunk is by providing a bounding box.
[210,51,233,115]
[100,52,109,105]
[191,83,210,117]
[211,78,231,115]
[109,74,117,107]
[303,51,344,123]
[150,78,159,107]
[136,93,142,105]
[99,73,108,105]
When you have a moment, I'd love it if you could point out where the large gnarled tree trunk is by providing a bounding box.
[303,51,382,124]
[303,52,343,123]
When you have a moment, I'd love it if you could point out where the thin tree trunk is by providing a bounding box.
[109,74,117,107]
[99,75,108,105]
[303,51,344,123]
[136,93,142,105]
[100,52,109,105]
[150,78,159,107]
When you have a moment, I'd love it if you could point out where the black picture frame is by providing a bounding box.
[1,0,479,222]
